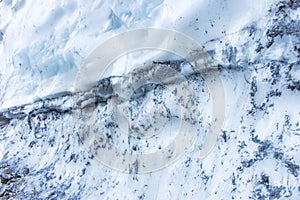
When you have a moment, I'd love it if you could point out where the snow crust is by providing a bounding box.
[0,1,300,199]
[0,0,275,109]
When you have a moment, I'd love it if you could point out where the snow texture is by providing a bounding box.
[0,0,300,199]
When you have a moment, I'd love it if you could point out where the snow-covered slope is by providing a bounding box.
[0,0,300,199]
[0,0,275,109]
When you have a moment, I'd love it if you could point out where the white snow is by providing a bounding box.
[0,0,276,109]
[1,1,300,199]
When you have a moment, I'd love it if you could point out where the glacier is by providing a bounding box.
[0,0,300,199]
